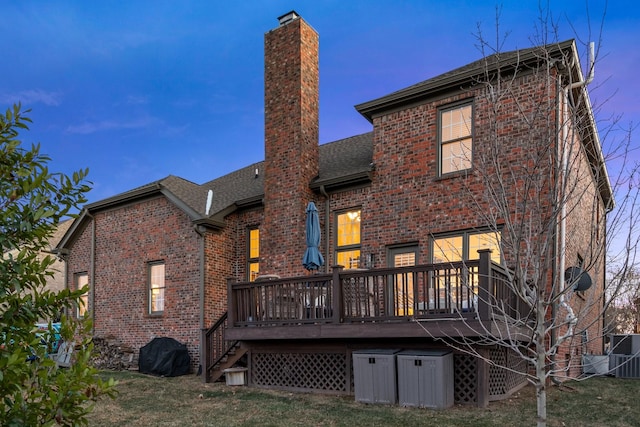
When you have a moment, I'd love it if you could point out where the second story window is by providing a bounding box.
[439,102,473,175]
[336,209,361,269]
[248,228,260,281]
[149,262,165,315]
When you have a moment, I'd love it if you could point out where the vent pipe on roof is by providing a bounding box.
[278,10,299,26]
[205,189,213,216]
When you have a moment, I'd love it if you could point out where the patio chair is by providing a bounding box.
[50,340,75,368]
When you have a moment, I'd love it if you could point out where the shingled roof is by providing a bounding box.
[74,131,373,230]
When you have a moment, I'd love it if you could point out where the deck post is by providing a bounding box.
[227,277,237,326]
[477,249,492,321]
[332,265,344,323]
[476,346,490,407]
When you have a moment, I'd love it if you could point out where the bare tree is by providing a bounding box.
[415,7,639,427]
[606,269,640,334]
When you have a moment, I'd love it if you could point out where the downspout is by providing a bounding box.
[50,247,71,319]
[193,224,205,328]
[199,190,212,333]
[552,42,595,383]
[602,214,608,353]
[86,211,96,332]
[193,224,205,364]
[320,185,330,273]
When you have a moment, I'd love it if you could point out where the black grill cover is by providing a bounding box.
[138,337,191,377]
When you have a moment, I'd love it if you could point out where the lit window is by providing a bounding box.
[149,262,165,314]
[432,231,501,263]
[391,248,417,316]
[439,103,473,175]
[468,232,501,263]
[431,231,500,313]
[432,236,464,263]
[76,273,89,318]
[248,228,260,281]
[336,210,361,269]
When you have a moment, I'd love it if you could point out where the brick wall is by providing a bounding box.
[361,71,562,265]
[67,196,202,370]
[202,207,264,328]
[358,66,606,376]
[556,91,608,371]
[262,15,319,277]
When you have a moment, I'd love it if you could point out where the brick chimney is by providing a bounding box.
[262,11,319,276]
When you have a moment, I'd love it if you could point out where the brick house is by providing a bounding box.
[4,218,72,325]
[56,11,612,405]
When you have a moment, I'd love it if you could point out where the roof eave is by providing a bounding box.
[55,209,90,251]
[84,184,162,211]
[310,171,372,192]
[356,40,575,122]
[192,217,226,230]
[235,194,264,208]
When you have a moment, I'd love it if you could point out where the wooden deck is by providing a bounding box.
[225,250,528,341]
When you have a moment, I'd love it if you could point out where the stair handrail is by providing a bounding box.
[203,311,239,382]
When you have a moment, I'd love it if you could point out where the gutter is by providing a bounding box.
[85,183,162,212]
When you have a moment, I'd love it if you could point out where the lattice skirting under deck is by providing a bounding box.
[251,351,348,392]
[488,347,529,400]
[249,345,528,403]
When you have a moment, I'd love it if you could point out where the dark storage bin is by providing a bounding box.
[396,349,454,409]
[352,349,401,404]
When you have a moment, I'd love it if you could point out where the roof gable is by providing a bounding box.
[355,39,576,121]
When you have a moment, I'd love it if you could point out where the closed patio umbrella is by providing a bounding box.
[302,201,324,271]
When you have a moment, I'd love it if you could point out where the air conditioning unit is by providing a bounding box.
[582,355,610,375]
[610,334,640,355]
[610,354,640,378]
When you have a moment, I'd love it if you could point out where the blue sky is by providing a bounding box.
[2,1,638,206]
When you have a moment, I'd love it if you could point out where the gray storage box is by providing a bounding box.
[397,350,454,409]
[352,349,401,404]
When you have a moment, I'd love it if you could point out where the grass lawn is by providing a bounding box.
[87,371,640,427]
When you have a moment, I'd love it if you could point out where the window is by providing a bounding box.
[336,209,361,269]
[389,246,418,316]
[76,273,89,318]
[248,228,260,281]
[439,102,473,175]
[432,230,501,263]
[148,262,165,315]
[431,230,500,313]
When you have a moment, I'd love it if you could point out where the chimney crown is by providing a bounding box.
[277,10,299,26]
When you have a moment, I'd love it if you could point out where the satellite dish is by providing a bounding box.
[564,266,592,292]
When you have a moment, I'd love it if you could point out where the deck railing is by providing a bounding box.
[227,249,527,327]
